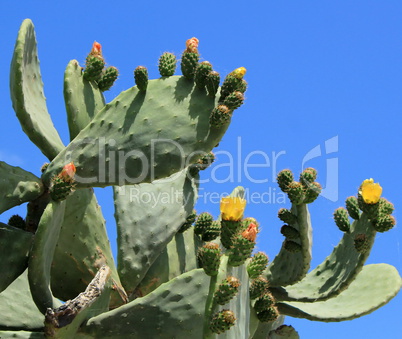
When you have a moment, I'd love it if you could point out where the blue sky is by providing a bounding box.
[1,1,401,337]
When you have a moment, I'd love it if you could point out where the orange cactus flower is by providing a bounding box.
[241,223,258,242]
[360,178,382,204]
[90,41,102,56]
[59,162,76,182]
[220,197,246,221]
[185,37,199,53]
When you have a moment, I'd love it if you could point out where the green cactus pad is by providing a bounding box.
[0,270,44,331]
[0,223,33,293]
[115,168,198,297]
[51,189,125,308]
[135,227,201,297]
[79,269,210,338]
[97,66,119,92]
[247,252,269,279]
[42,76,227,188]
[270,213,377,302]
[277,264,402,322]
[345,196,360,220]
[266,204,312,287]
[10,19,64,160]
[64,59,106,140]
[0,161,44,214]
[28,201,66,314]
[134,66,148,91]
[250,316,285,339]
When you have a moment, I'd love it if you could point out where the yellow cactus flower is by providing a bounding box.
[220,197,246,221]
[360,178,382,204]
[230,67,247,79]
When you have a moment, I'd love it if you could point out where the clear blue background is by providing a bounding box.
[1,1,401,337]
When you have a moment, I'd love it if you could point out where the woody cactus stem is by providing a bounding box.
[0,19,400,339]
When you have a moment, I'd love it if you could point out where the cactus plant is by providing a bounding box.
[0,19,401,339]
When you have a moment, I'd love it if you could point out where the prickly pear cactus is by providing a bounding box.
[0,19,400,339]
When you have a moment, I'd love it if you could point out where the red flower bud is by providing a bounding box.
[241,223,258,242]
[59,162,76,181]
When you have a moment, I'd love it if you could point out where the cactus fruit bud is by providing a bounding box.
[247,252,269,279]
[277,169,294,192]
[50,163,76,201]
[59,162,76,182]
[194,61,213,88]
[194,212,214,236]
[254,292,275,313]
[210,309,236,334]
[358,193,380,220]
[228,226,257,266]
[209,104,232,128]
[280,225,300,239]
[373,214,396,233]
[97,66,119,92]
[134,66,149,91]
[223,91,245,110]
[196,151,216,171]
[241,217,259,232]
[277,208,298,225]
[158,52,177,77]
[84,52,105,82]
[185,37,199,53]
[41,163,49,173]
[220,71,247,101]
[202,220,221,242]
[354,233,370,253]
[359,178,382,204]
[379,198,394,215]
[8,214,26,230]
[284,240,302,253]
[198,242,221,276]
[303,181,322,204]
[220,197,246,222]
[213,276,241,305]
[181,38,200,79]
[333,207,350,232]
[250,276,269,299]
[206,70,220,96]
[178,209,197,233]
[300,167,317,184]
[345,196,360,220]
[89,41,102,56]
[220,219,242,249]
[287,181,305,205]
[230,67,247,79]
[256,306,280,322]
